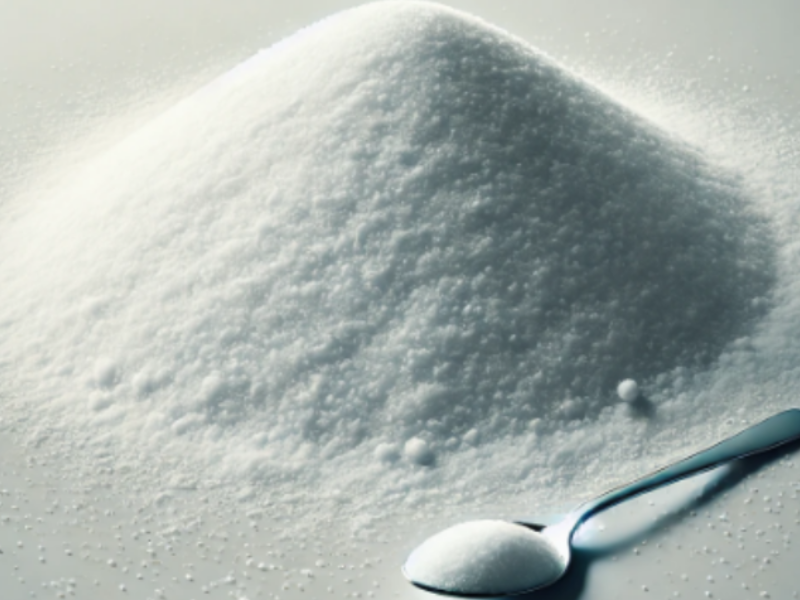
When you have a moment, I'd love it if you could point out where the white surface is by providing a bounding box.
[1,2,800,600]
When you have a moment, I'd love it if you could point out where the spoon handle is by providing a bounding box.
[574,409,800,528]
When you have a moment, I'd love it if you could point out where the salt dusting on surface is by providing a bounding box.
[0,0,794,549]
[403,519,563,595]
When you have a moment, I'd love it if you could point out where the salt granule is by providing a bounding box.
[374,442,401,464]
[617,379,640,402]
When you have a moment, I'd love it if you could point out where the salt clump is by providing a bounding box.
[617,379,640,402]
[0,1,773,493]
[404,437,435,466]
[374,442,401,464]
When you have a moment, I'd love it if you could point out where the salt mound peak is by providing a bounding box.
[0,2,773,479]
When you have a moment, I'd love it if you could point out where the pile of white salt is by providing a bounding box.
[0,1,787,532]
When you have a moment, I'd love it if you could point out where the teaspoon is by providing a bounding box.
[403,409,800,597]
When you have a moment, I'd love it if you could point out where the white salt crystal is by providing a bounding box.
[374,442,400,464]
[462,428,480,446]
[92,358,118,389]
[404,437,435,466]
[617,379,640,402]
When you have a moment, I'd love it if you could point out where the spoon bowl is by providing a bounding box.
[402,519,568,596]
[403,409,800,597]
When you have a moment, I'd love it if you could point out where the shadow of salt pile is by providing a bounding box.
[0,2,775,463]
